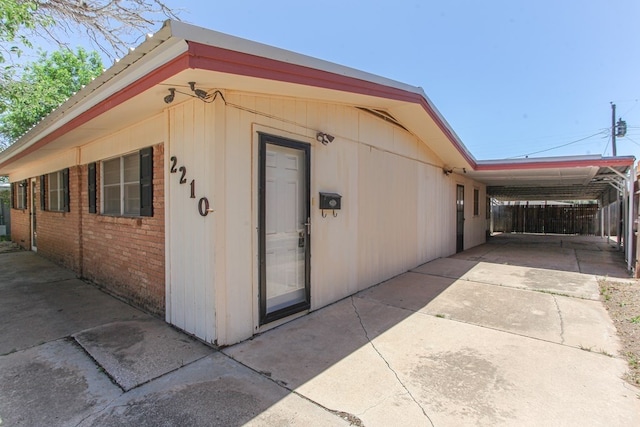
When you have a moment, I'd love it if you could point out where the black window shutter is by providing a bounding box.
[88,162,97,213]
[40,175,46,211]
[22,180,27,209]
[10,183,15,209]
[139,147,153,217]
[62,168,70,212]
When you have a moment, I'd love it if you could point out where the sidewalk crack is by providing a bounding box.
[350,297,435,427]
[551,295,565,345]
[221,351,365,426]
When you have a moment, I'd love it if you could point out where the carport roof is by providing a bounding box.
[466,155,635,201]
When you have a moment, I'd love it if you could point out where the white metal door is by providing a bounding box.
[259,135,310,324]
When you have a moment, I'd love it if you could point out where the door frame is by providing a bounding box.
[30,178,37,252]
[258,132,311,325]
[456,184,464,253]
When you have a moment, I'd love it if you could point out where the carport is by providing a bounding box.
[465,155,637,272]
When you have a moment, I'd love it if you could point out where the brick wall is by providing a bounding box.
[11,205,30,250]
[11,143,166,316]
[81,143,165,315]
[37,167,82,271]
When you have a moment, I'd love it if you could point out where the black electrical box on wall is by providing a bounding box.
[319,192,341,210]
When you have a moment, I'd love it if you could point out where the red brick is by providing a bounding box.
[11,143,166,316]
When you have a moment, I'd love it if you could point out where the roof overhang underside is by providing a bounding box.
[466,158,635,202]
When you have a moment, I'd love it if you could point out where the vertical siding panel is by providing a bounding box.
[311,104,360,308]
[169,105,185,330]
[294,100,308,137]
[356,144,373,289]
[213,98,227,344]
[182,101,197,334]
[191,100,206,340]
[223,94,255,343]
[166,99,219,344]
[165,109,173,324]
[203,101,217,343]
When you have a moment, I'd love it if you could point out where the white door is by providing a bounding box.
[259,134,310,324]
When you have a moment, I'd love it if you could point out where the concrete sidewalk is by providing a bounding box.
[1,235,639,426]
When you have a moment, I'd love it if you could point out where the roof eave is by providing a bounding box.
[475,155,635,171]
[0,20,476,174]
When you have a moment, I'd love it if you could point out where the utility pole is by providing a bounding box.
[611,102,617,156]
[611,102,628,156]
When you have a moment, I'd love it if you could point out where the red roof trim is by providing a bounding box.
[187,42,421,102]
[475,157,634,171]
[187,42,477,168]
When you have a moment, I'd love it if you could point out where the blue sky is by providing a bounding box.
[46,1,640,160]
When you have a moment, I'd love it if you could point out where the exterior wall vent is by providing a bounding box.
[356,107,409,132]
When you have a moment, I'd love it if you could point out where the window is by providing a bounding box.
[47,169,69,212]
[473,188,479,216]
[14,181,26,209]
[101,148,153,217]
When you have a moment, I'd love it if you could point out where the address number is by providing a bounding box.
[170,155,211,216]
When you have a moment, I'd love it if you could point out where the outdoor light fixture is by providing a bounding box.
[189,82,208,99]
[164,88,175,104]
[316,132,335,145]
[162,83,224,105]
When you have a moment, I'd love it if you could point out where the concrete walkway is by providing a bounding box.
[1,235,639,426]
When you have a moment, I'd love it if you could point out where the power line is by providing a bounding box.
[623,136,640,148]
[602,134,611,156]
[509,130,609,158]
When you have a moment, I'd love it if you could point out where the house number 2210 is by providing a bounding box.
[170,155,211,217]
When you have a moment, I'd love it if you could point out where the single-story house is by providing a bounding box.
[0,21,634,345]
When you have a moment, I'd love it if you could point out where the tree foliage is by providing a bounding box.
[0,0,179,149]
[0,1,41,47]
[0,47,103,144]
[0,0,178,64]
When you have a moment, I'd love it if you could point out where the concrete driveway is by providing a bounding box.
[1,235,639,426]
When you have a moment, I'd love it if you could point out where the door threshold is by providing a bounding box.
[258,309,309,334]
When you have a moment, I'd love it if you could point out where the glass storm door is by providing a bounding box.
[456,184,464,253]
[31,179,37,251]
[259,134,311,325]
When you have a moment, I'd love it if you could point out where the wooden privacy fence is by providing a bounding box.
[492,204,600,235]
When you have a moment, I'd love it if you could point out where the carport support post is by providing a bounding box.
[607,203,612,244]
[636,166,640,277]
[607,166,635,267]
[624,178,630,267]
[628,162,636,272]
